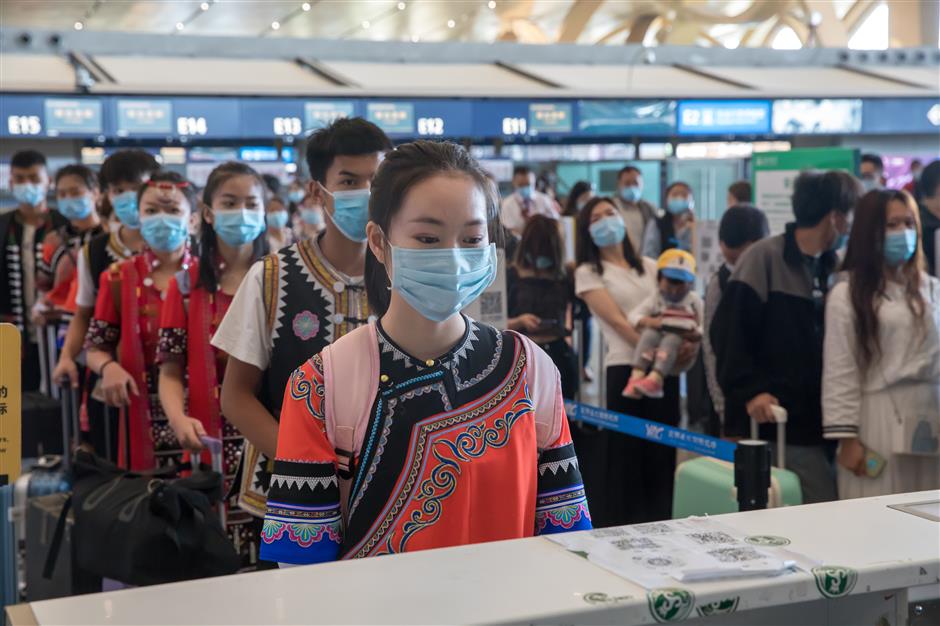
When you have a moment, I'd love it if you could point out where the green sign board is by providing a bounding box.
[752,147,859,234]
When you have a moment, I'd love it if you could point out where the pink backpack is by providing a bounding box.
[320,322,563,519]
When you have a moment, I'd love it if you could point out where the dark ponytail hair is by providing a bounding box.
[198,162,269,293]
[365,140,501,317]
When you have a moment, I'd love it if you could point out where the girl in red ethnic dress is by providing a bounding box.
[158,162,269,568]
[85,171,195,470]
[261,141,592,565]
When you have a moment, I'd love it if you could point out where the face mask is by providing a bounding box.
[266,210,289,229]
[576,200,587,212]
[327,189,370,242]
[913,170,922,182]
[831,232,849,252]
[663,286,690,304]
[861,177,880,192]
[57,195,94,220]
[390,243,497,323]
[213,209,265,247]
[112,191,141,228]
[13,183,45,207]
[288,190,305,204]
[535,255,554,270]
[619,186,642,203]
[884,229,917,266]
[589,214,626,248]
[301,208,325,226]
[517,185,533,200]
[666,198,692,215]
[140,213,188,252]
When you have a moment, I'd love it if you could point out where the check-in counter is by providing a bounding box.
[6,491,938,625]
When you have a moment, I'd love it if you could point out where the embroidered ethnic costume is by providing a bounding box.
[157,260,257,568]
[260,319,591,564]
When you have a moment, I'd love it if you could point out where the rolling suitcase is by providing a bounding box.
[672,411,803,518]
[11,384,78,602]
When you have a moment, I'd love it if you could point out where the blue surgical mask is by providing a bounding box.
[112,191,140,228]
[535,255,554,270]
[214,209,265,247]
[517,185,533,200]
[666,198,692,215]
[831,232,849,252]
[391,243,497,322]
[327,188,370,242]
[266,210,289,229]
[884,229,917,266]
[861,177,880,192]
[57,195,94,220]
[13,183,45,207]
[288,190,305,204]
[140,213,188,252]
[301,208,325,226]
[589,214,626,248]
[619,185,642,203]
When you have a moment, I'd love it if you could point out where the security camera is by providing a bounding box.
[18,32,32,47]
[49,34,62,47]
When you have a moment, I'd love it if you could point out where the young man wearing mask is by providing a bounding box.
[702,204,769,434]
[53,150,159,389]
[918,159,940,276]
[860,153,885,192]
[613,165,656,253]
[500,165,559,237]
[711,171,859,504]
[0,150,67,391]
[213,117,392,521]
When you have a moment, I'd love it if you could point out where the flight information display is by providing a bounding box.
[772,99,862,134]
[305,101,356,131]
[578,100,676,135]
[116,99,173,136]
[44,98,103,135]
[677,100,771,135]
[528,102,572,134]
[861,98,940,134]
[240,99,304,138]
[366,102,415,135]
[173,97,241,138]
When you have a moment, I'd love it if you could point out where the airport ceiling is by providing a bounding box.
[0,0,911,48]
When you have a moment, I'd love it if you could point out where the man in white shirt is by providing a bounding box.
[613,165,656,254]
[500,165,559,236]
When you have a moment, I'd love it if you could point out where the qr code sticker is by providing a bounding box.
[634,523,672,535]
[479,292,502,316]
[634,554,685,569]
[687,531,737,545]
[708,547,763,563]
[590,528,631,538]
[612,537,660,551]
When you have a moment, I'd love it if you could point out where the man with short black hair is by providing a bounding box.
[726,180,752,208]
[213,117,392,521]
[711,170,860,503]
[613,165,656,252]
[860,153,885,191]
[0,149,67,390]
[500,165,559,236]
[918,159,940,276]
[702,204,769,432]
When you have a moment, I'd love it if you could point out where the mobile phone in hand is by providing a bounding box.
[864,448,886,478]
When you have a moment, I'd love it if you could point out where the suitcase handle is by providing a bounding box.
[750,406,787,469]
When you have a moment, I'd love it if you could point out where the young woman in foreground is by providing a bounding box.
[261,141,591,565]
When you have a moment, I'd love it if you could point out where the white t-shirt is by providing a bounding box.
[575,257,657,367]
[75,231,133,309]
[500,191,560,236]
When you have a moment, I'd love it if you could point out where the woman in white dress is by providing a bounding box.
[823,189,940,499]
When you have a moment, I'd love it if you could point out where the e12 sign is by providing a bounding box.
[678,100,771,135]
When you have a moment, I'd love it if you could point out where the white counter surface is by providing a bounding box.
[16,490,940,625]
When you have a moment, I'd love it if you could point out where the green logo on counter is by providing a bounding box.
[813,566,858,599]
[695,597,739,617]
[648,588,695,623]
[745,535,791,547]
[583,592,633,606]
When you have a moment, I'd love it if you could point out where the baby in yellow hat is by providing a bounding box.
[624,249,704,399]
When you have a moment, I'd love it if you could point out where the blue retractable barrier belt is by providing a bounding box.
[564,400,737,463]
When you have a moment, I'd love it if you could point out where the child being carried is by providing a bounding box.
[624,249,703,399]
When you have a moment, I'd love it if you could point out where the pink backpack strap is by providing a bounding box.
[321,322,379,478]
[508,331,564,450]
